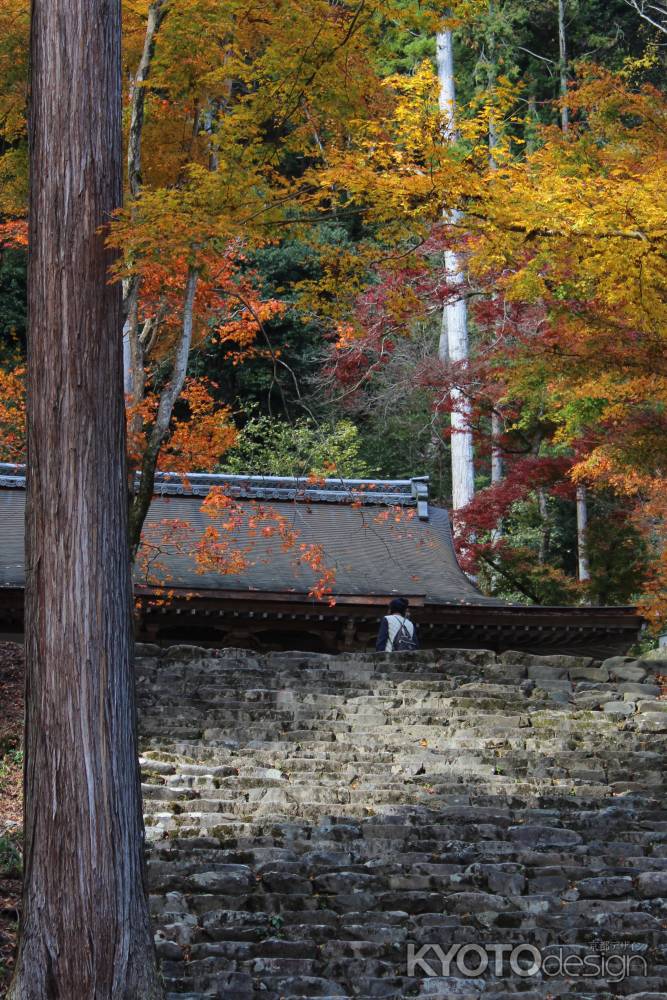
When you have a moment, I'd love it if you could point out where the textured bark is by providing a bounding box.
[8,0,162,996]
[436,29,475,514]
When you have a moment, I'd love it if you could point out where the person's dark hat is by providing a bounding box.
[389,597,409,614]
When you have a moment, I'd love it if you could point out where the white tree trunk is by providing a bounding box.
[558,0,569,133]
[577,484,591,583]
[123,315,134,395]
[491,411,504,484]
[538,487,550,563]
[436,29,475,513]
[558,4,589,585]
[487,24,503,493]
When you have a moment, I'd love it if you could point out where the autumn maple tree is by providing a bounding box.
[1,0,667,623]
[1,0,389,576]
[314,51,667,619]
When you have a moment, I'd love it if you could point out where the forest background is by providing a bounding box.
[1,0,666,626]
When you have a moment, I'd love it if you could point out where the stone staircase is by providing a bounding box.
[136,645,667,999]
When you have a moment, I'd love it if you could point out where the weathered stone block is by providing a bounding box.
[576,876,635,898]
[188,866,254,894]
[637,872,667,898]
[164,644,215,661]
[509,825,583,848]
[635,714,667,732]
[603,700,636,717]
[570,666,610,682]
[417,977,485,997]
[608,662,649,683]
[443,891,513,913]
[573,691,617,709]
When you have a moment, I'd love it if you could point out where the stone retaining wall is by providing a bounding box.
[136,645,667,999]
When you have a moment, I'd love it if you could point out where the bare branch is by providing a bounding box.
[624,0,667,34]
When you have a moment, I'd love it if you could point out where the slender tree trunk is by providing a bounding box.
[486,16,504,492]
[9,0,162,996]
[128,0,167,201]
[123,0,168,396]
[557,2,589,582]
[491,411,504,484]
[436,28,475,513]
[129,264,198,555]
[558,0,569,133]
[489,411,504,547]
[577,484,591,583]
[537,487,551,564]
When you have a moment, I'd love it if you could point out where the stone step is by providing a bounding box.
[135,645,667,999]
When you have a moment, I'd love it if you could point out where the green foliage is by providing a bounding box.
[585,495,648,605]
[353,395,452,502]
[189,224,364,421]
[629,630,661,657]
[476,494,583,605]
[474,489,648,607]
[219,413,373,478]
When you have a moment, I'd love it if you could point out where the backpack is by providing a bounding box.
[391,616,418,652]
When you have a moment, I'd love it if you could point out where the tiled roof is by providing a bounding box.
[0,465,503,606]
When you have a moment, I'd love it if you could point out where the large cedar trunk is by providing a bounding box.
[8,0,162,996]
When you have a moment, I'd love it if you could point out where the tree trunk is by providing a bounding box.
[558,0,569,133]
[577,484,591,583]
[129,264,199,556]
[9,0,162,996]
[486,18,504,493]
[436,28,475,513]
[491,411,504,484]
[123,0,168,397]
[537,487,551,564]
[557,2,590,588]
[127,0,168,201]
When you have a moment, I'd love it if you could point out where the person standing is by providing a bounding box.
[375,597,419,652]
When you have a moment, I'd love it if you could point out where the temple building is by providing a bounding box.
[0,464,641,656]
